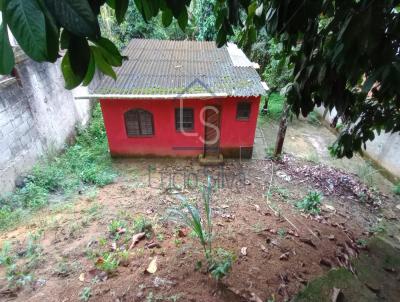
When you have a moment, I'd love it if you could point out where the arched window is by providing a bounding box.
[124,109,154,137]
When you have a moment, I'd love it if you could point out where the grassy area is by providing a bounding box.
[394,183,400,195]
[0,104,117,231]
[266,92,285,120]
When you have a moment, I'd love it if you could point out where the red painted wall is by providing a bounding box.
[99,96,261,157]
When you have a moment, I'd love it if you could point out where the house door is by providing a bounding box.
[204,106,221,156]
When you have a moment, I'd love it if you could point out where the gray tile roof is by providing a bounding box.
[94,39,265,97]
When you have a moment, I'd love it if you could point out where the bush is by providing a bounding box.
[394,183,400,196]
[296,191,323,214]
[265,93,285,120]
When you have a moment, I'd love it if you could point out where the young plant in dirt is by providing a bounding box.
[108,219,127,239]
[95,252,119,274]
[80,287,92,302]
[394,183,400,196]
[296,191,323,215]
[168,178,235,280]
[133,216,153,238]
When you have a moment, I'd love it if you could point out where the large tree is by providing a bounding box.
[1,0,399,158]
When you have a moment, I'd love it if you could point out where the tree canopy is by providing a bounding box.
[0,0,400,158]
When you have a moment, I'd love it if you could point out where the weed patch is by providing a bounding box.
[296,191,322,214]
[394,183,400,196]
[0,104,116,231]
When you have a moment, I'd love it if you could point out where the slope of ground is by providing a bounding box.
[1,156,399,302]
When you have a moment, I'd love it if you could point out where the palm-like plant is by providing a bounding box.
[168,177,213,265]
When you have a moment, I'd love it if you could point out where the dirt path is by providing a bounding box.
[257,115,395,194]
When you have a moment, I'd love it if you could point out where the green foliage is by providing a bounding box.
[168,177,213,263]
[80,286,92,302]
[265,92,285,120]
[190,0,216,41]
[96,253,119,274]
[209,248,236,281]
[108,219,126,237]
[216,1,400,159]
[296,191,323,214]
[0,104,116,231]
[277,228,286,238]
[393,183,400,196]
[168,178,234,280]
[356,162,378,187]
[262,39,294,91]
[133,216,153,237]
[0,242,15,267]
[99,3,187,50]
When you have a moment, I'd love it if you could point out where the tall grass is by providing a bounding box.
[0,104,116,231]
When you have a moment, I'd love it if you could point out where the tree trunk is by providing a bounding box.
[274,102,290,157]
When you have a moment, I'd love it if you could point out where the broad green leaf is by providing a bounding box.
[82,51,95,86]
[162,8,173,27]
[91,46,116,80]
[45,0,100,38]
[37,0,60,62]
[115,0,129,24]
[92,37,122,67]
[60,29,70,50]
[45,18,59,63]
[61,52,83,89]
[0,12,15,74]
[5,0,47,61]
[177,8,188,31]
[69,36,90,79]
[134,0,159,21]
[106,0,116,9]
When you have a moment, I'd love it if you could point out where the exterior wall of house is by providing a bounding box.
[100,96,261,158]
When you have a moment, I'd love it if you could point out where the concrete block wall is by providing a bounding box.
[315,106,400,180]
[0,55,93,194]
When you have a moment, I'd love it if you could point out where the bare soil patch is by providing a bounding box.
[0,157,398,302]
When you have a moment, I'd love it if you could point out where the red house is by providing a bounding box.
[89,39,266,161]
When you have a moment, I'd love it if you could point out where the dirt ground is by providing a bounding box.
[1,154,399,302]
[256,115,395,194]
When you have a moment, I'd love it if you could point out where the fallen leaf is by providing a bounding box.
[249,292,263,302]
[117,227,126,235]
[129,232,146,249]
[299,238,317,248]
[240,247,248,256]
[260,244,268,253]
[279,252,289,261]
[79,273,85,282]
[95,257,104,266]
[145,242,161,249]
[178,228,188,238]
[146,257,158,274]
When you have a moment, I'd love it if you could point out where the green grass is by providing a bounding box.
[0,104,117,231]
[394,183,400,195]
[259,93,285,122]
[295,191,323,214]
